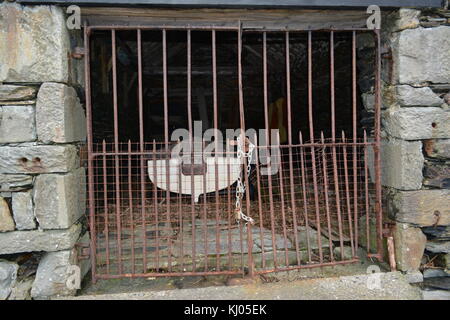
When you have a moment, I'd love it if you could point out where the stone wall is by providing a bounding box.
[0,2,89,300]
[371,9,450,278]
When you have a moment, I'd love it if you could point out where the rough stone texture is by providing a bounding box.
[0,223,81,255]
[391,26,450,84]
[36,83,86,143]
[423,161,450,189]
[0,260,18,300]
[383,9,421,33]
[0,145,79,174]
[34,167,86,229]
[387,189,450,227]
[423,139,450,159]
[0,85,37,102]
[396,85,443,107]
[383,107,450,140]
[394,223,427,272]
[361,92,375,112]
[0,174,32,192]
[31,243,91,299]
[0,105,36,143]
[8,278,33,300]
[444,253,450,270]
[0,196,15,232]
[12,190,35,230]
[370,138,424,190]
[426,241,450,253]
[0,3,70,83]
[406,271,423,284]
[333,246,353,260]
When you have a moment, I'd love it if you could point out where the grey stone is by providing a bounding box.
[0,260,18,300]
[31,245,91,299]
[396,85,443,107]
[36,83,86,143]
[0,223,81,254]
[444,253,450,270]
[387,189,450,227]
[0,196,15,232]
[394,223,427,272]
[422,290,450,300]
[296,226,330,251]
[383,107,450,140]
[391,26,450,84]
[0,145,79,174]
[8,278,33,300]
[405,271,423,284]
[384,9,421,33]
[12,190,35,230]
[0,3,70,83]
[361,92,375,111]
[333,246,353,260]
[423,268,449,278]
[369,138,423,190]
[34,167,86,229]
[0,174,32,192]
[0,85,37,102]
[425,139,450,159]
[0,105,36,143]
[426,241,450,254]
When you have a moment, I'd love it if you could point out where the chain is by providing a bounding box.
[235,134,255,225]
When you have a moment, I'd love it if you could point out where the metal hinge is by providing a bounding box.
[74,242,90,260]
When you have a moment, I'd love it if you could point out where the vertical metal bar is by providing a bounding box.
[254,134,266,269]
[374,29,384,260]
[341,131,355,257]
[127,140,135,274]
[275,133,289,266]
[187,29,196,272]
[320,132,335,261]
[364,130,370,253]
[152,140,159,271]
[263,31,278,269]
[330,30,345,259]
[307,31,323,263]
[137,29,148,274]
[352,30,359,251]
[111,29,123,274]
[162,29,172,272]
[212,30,221,271]
[102,140,110,274]
[238,23,254,277]
[285,31,301,266]
[202,141,208,272]
[299,133,312,263]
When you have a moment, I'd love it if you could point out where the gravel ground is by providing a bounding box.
[58,271,422,300]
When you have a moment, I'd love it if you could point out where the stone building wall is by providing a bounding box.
[361,8,450,279]
[0,2,89,300]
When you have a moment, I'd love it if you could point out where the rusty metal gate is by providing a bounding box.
[84,23,383,282]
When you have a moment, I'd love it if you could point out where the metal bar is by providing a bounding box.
[152,140,160,271]
[84,23,98,282]
[137,28,148,274]
[341,131,355,257]
[307,30,323,263]
[374,29,384,260]
[285,31,301,266]
[238,23,255,277]
[364,130,370,253]
[299,132,312,263]
[101,140,110,274]
[352,30,359,252]
[320,132,335,261]
[254,134,266,269]
[255,259,360,275]
[88,25,241,32]
[330,30,345,260]
[95,270,244,279]
[111,29,123,274]
[203,140,208,272]
[127,140,135,274]
[262,31,278,269]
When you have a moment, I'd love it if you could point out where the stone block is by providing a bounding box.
[0,196,15,232]
[31,235,91,299]
[423,161,450,189]
[387,189,450,227]
[383,107,450,140]
[394,223,426,272]
[0,105,36,143]
[0,145,79,174]
[426,241,450,254]
[391,26,450,84]
[0,174,33,192]
[383,9,421,33]
[0,260,18,300]
[0,3,70,83]
[405,271,423,284]
[34,167,86,229]
[396,85,443,107]
[36,83,86,143]
[423,139,450,159]
[370,138,424,190]
[0,85,37,102]
[12,190,35,230]
[8,278,33,300]
[0,223,81,255]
